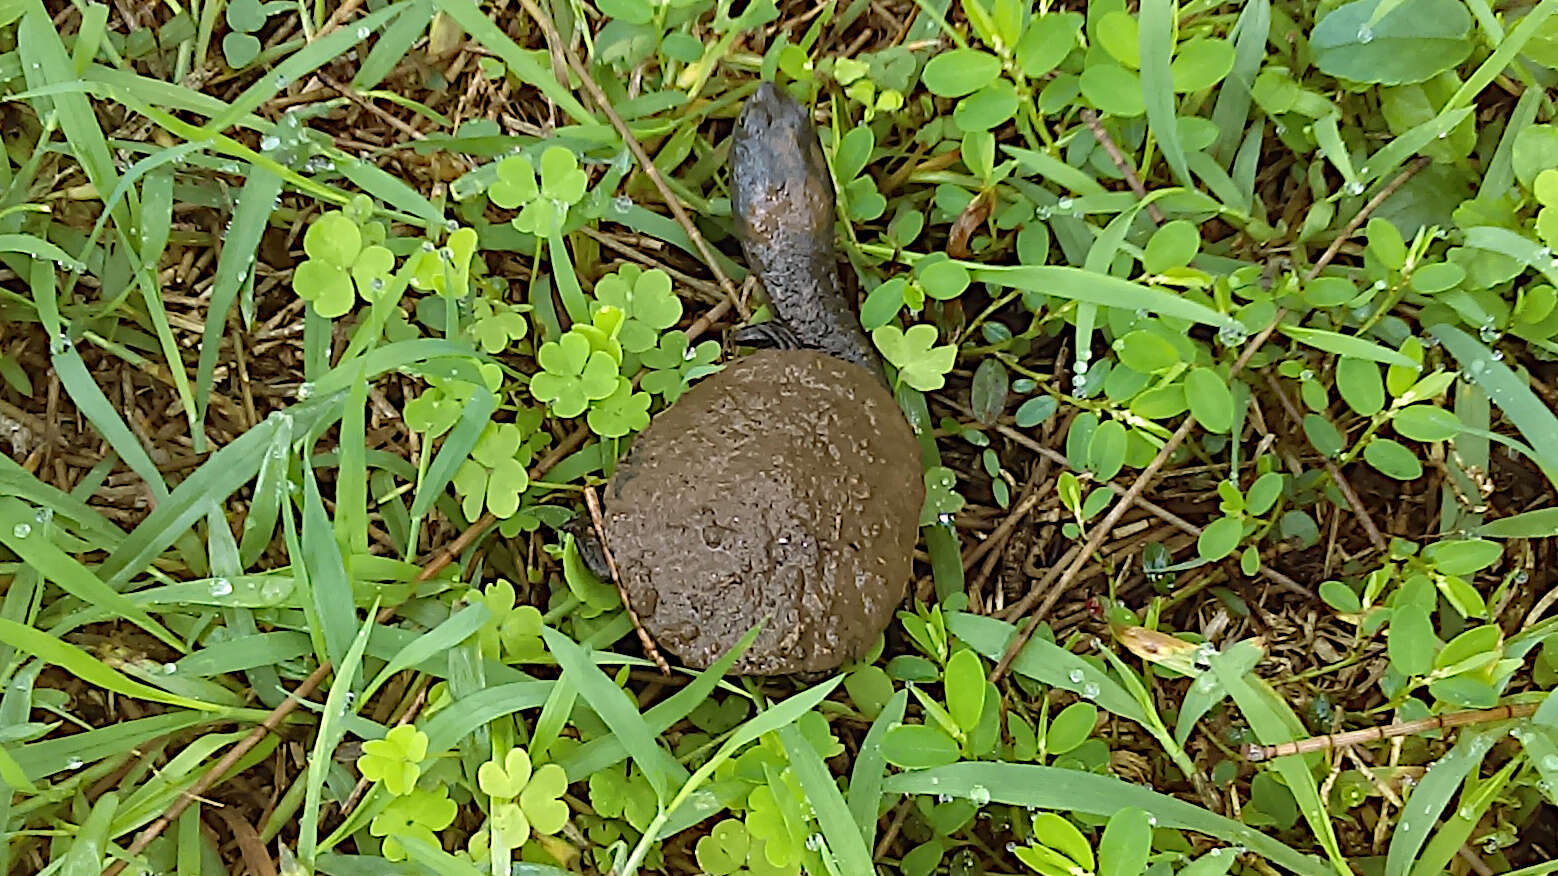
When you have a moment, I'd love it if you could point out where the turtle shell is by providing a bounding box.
[600,349,923,674]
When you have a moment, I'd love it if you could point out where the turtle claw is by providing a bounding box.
[732,320,807,351]
[564,517,613,582]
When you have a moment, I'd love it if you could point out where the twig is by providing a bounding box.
[1079,109,1164,225]
[513,0,749,321]
[1304,157,1431,283]
[584,485,671,675]
[1262,373,1388,553]
[1243,702,1537,762]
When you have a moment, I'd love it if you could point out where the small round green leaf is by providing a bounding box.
[922,49,1001,97]
[1363,437,1422,480]
[1197,516,1243,561]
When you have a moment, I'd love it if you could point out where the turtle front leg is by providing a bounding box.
[731,319,808,351]
[562,516,614,582]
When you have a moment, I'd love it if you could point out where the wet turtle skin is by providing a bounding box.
[593,83,923,675]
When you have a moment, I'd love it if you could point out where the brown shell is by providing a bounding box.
[601,349,923,674]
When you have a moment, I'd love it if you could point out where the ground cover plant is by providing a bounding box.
[1,0,1558,872]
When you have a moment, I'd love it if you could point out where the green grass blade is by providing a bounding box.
[99,408,299,587]
[420,682,554,752]
[18,6,132,233]
[539,626,686,800]
[0,453,124,546]
[299,600,379,866]
[777,723,874,876]
[0,618,220,712]
[949,612,1151,726]
[410,382,495,519]
[354,0,434,89]
[59,790,117,875]
[175,631,313,677]
[1139,0,1191,189]
[362,602,489,700]
[48,339,170,502]
[556,626,756,780]
[0,499,181,650]
[886,763,1332,876]
[203,3,406,134]
[1279,324,1417,367]
[196,167,284,432]
[339,364,370,556]
[1383,729,1502,876]
[1209,649,1348,875]
[1430,321,1558,482]
[429,0,597,125]
[848,689,906,848]
[1209,0,1270,161]
[969,264,1240,331]
[0,233,85,269]
[301,464,359,669]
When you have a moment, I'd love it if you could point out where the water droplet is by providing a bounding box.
[370,277,386,292]
[296,382,314,401]
[1036,206,1052,220]
[1147,814,1157,826]
[32,508,51,525]
[11,523,30,538]
[163,662,178,675]
[1516,570,1530,584]
[260,135,281,151]
[65,757,84,770]
[1055,197,1074,212]
[1372,279,1387,291]
[1357,24,1374,43]
[210,578,233,598]
[1542,754,1558,771]
[274,74,291,88]
[1082,682,1101,699]
[1005,842,1018,852]
[612,195,633,214]
[1217,322,1248,346]
[260,579,291,603]
[936,793,953,803]
[1479,324,1500,343]
[1068,669,1085,684]
[356,26,370,39]
[969,784,991,805]
[1490,349,1504,361]
[1345,180,1365,195]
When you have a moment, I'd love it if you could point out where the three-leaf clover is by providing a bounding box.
[493,147,589,236]
[587,762,658,832]
[404,372,500,438]
[530,329,622,418]
[696,819,799,875]
[292,210,395,318]
[477,747,571,847]
[370,786,457,862]
[469,297,529,353]
[475,579,546,662]
[356,724,430,796]
[640,330,720,403]
[451,420,537,519]
[586,379,652,438]
[872,324,957,391]
[591,265,683,353]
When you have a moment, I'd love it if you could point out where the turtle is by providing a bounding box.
[575,82,923,675]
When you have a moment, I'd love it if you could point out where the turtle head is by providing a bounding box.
[729,83,836,247]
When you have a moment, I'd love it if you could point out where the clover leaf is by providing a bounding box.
[293,210,398,318]
[452,421,539,520]
[586,378,651,438]
[478,747,570,847]
[592,265,683,352]
[530,329,621,418]
[696,819,799,876]
[640,330,721,403]
[872,324,957,391]
[404,377,483,438]
[587,762,658,832]
[489,155,540,210]
[469,297,529,353]
[356,724,429,796]
[370,786,456,862]
[497,146,589,236]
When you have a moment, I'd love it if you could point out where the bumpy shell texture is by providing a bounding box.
[601,350,923,674]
